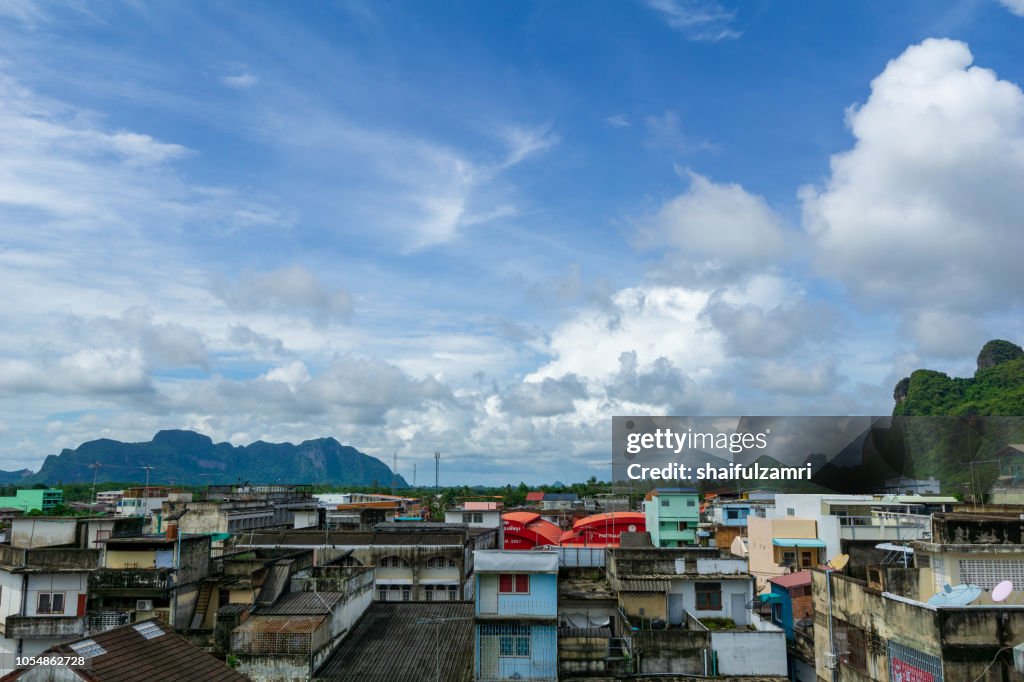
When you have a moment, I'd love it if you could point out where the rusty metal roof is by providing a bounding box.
[256,591,344,615]
[233,614,326,634]
[317,601,474,682]
[0,618,247,682]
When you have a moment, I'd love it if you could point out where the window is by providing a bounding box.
[801,551,813,567]
[379,556,409,568]
[463,512,483,523]
[786,507,795,516]
[661,499,669,507]
[782,551,796,565]
[677,522,688,531]
[695,582,722,610]
[498,626,531,657]
[37,592,65,615]
[498,573,530,594]
[686,500,695,507]
[426,556,456,569]
[377,588,388,600]
[834,619,868,672]
[726,509,740,520]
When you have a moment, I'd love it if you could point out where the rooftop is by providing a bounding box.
[0,619,247,682]
[256,591,345,616]
[317,601,474,682]
[769,571,813,589]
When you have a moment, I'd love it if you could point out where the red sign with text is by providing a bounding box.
[891,658,934,682]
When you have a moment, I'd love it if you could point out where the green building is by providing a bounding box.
[0,488,63,513]
[643,487,700,547]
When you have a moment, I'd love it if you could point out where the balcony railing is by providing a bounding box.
[836,513,930,541]
[477,599,558,618]
[89,568,172,592]
[5,615,87,639]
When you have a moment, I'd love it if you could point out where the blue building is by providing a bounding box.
[766,570,813,640]
[473,550,558,681]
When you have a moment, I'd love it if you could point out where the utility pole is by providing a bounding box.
[413,463,417,487]
[88,461,101,505]
[434,451,440,496]
[392,451,398,496]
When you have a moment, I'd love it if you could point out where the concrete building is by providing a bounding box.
[163,484,317,535]
[88,531,212,629]
[0,545,100,675]
[810,511,1024,681]
[707,499,771,552]
[117,487,179,518]
[746,516,823,591]
[232,522,497,602]
[0,490,62,514]
[230,567,374,682]
[607,545,788,677]
[474,550,559,682]
[445,500,503,530]
[642,488,700,547]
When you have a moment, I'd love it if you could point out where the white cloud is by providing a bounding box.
[635,171,789,283]
[998,0,1024,17]
[802,38,1024,310]
[500,375,587,417]
[221,72,259,89]
[605,114,632,128]
[645,0,741,41]
[751,360,843,396]
[214,265,353,325]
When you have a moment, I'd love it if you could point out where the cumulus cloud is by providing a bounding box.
[751,360,844,396]
[500,374,587,417]
[215,265,353,324]
[636,171,789,284]
[802,38,1024,310]
[0,349,151,396]
[606,351,698,411]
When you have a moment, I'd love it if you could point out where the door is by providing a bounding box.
[731,593,747,626]
[668,593,684,626]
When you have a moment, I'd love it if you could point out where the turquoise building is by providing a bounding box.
[643,487,700,547]
[0,488,63,513]
[474,550,558,681]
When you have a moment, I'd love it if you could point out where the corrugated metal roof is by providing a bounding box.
[474,550,559,573]
[1,618,247,682]
[317,602,474,682]
[256,591,343,615]
[609,576,669,592]
[233,615,326,634]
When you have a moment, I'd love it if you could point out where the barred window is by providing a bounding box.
[481,625,531,658]
[379,556,409,568]
[426,556,456,569]
[834,619,868,672]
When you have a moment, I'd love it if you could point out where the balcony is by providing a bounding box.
[837,513,930,542]
[5,615,87,639]
[476,599,558,619]
[89,568,172,595]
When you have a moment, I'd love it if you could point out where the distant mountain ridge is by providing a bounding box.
[0,430,408,487]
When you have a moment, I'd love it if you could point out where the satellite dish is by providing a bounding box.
[992,580,1013,603]
[927,584,982,606]
[826,554,849,571]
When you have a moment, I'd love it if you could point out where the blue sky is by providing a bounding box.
[1,0,1023,485]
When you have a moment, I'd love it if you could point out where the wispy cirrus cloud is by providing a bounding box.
[645,0,741,41]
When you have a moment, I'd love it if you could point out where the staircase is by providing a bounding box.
[189,581,214,629]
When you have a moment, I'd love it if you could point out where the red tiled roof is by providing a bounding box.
[525,492,545,501]
[769,570,812,589]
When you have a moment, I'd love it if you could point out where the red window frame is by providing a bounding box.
[498,573,531,594]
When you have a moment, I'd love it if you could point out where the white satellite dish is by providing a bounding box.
[992,580,1013,603]
[927,584,982,606]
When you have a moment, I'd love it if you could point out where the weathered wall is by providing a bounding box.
[711,630,787,676]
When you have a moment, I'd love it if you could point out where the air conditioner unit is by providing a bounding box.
[824,653,839,670]
[136,599,154,612]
